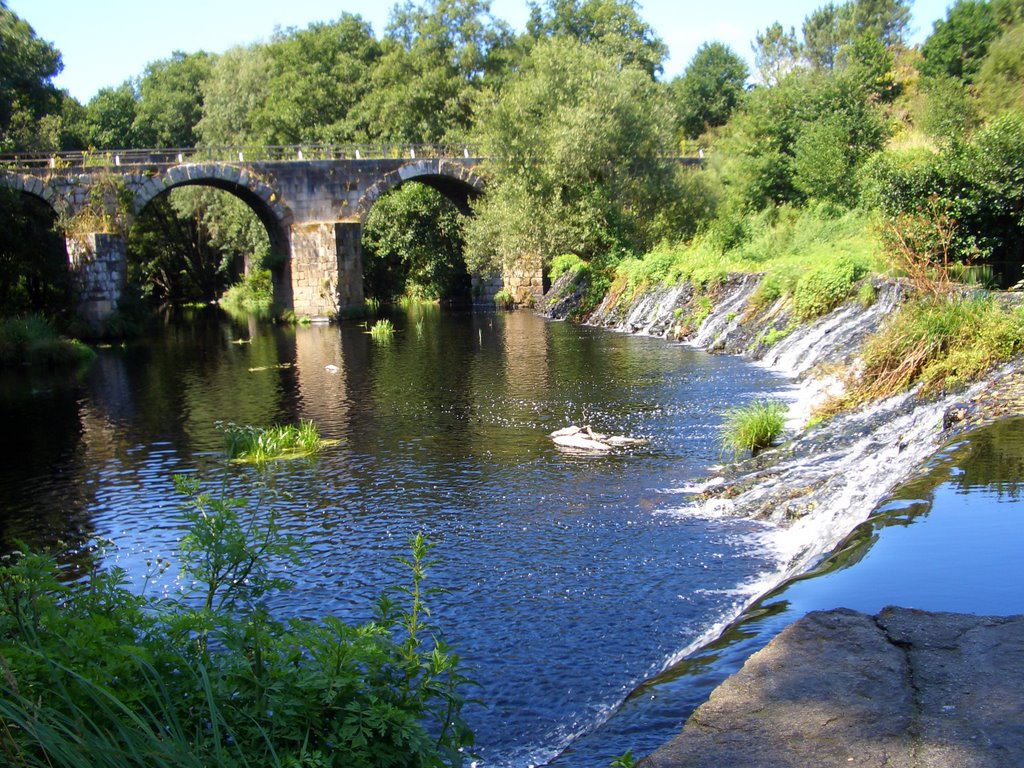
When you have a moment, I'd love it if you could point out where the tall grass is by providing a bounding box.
[220,420,327,462]
[369,318,395,342]
[720,399,788,457]
[0,315,95,368]
[843,295,1024,404]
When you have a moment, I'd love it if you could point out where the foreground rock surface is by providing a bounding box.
[639,608,1024,768]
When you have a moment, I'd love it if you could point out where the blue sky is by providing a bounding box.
[12,0,954,103]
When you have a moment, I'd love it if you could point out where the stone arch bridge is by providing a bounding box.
[0,146,542,326]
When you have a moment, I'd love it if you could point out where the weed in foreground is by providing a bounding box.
[0,480,476,768]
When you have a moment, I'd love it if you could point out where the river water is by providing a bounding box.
[2,308,1022,767]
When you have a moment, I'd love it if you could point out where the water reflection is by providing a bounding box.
[0,308,790,767]
[575,417,1024,766]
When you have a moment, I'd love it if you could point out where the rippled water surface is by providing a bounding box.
[0,309,791,766]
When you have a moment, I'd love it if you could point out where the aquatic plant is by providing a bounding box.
[369,318,396,341]
[0,480,475,768]
[720,399,788,457]
[220,420,330,462]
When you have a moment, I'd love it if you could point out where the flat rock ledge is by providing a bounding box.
[639,608,1024,768]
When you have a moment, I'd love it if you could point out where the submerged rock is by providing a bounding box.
[639,608,1024,768]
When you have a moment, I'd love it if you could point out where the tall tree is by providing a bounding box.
[753,22,801,86]
[918,0,999,83]
[0,4,63,152]
[672,42,748,140]
[356,0,512,143]
[466,37,676,275]
[525,0,667,76]
[85,82,140,148]
[133,51,213,148]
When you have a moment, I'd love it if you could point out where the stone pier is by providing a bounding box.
[288,222,364,319]
[66,232,127,331]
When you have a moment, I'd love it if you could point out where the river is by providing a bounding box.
[1,307,1022,767]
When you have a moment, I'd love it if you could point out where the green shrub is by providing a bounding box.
[720,399,788,457]
[549,253,586,281]
[220,269,275,319]
[0,315,96,368]
[792,257,868,321]
[493,289,515,309]
[0,479,475,768]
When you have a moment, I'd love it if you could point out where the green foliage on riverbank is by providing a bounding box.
[0,315,94,368]
[219,269,275,320]
[0,479,475,767]
[839,295,1024,404]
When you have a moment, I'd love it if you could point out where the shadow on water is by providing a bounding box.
[555,417,1024,766]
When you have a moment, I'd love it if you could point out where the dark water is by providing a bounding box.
[0,308,791,767]
[568,416,1024,764]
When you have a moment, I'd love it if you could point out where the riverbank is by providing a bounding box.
[638,607,1024,768]
[537,270,1024,763]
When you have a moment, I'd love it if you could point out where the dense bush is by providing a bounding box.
[0,478,475,768]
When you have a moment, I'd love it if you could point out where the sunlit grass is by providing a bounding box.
[720,399,788,458]
[219,420,335,463]
[369,318,395,342]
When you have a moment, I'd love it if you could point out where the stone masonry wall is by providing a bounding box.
[66,232,126,329]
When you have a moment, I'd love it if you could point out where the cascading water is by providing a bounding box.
[542,271,1015,726]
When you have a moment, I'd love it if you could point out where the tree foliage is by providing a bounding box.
[672,42,748,140]
[466,37,676,276]
[362,183,471,302]
[0,5,65,152]
[133,51,213,148]
[525,0,667,76]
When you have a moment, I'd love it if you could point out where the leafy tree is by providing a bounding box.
[672,42,748,140]
[803,3,845,70]
[85,82,140,148]
[975,22,1024,116]
[133,51,213,148]
[719,68,886,209]
[752,22,801,86]
[0,4,64,152]
[918,0,999,83]
[525,0,667,76]
[356,0,512,143]
[466,37,676,276]
[260,16,381,144]
[197,45,273,146]
[128,189,269,304]
[362,183,470,301]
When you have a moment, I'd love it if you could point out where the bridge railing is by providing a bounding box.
[0,144,486,172]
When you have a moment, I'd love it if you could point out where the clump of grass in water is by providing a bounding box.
[369,318,395,342]
[220,420,332,463]
[720,399,787,458]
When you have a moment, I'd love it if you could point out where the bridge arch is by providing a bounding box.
[133,164,293,255]
[0,172,60,217]
[356,159,485,222]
